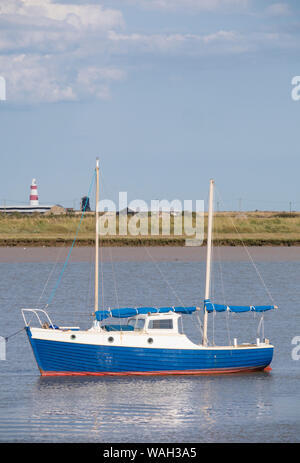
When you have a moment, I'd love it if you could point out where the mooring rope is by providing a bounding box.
[3,327,25,342]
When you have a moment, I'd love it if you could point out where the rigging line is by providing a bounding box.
[215,187,276,305]
[224,309,232,346]
[36,252,61,307]
[98,182,105,311]
[45,171,96,308]
[211,238,215,346]
[97,171,119,313]
[89,246,94,311]
[36,230,75,307]
[109,247,119,309]
[142,246,185,306]
[99,236,105,310]
[214,207,226,303]
[99,167,185,307]
[85,181,96,313]
[225,311,232,345]
[26,206,77,313]
[84,241,94,314]
[215,216,231,345]
[79,182,95,315]
[257,314,265,338]
[195,312,204,339]
[216,247,226,302]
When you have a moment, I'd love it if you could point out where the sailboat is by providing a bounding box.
[22,159,277,376]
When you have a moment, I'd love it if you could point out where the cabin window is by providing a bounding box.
[127,318,145,330]
[127,318,136,328]
[148,319,173,329]
[136,319,145,330]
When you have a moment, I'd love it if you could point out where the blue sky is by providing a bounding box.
[0,0,300,211]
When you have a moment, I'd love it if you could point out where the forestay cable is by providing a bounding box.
[99,168,185,307]
[215,187,276,305]
[45,171,96,307]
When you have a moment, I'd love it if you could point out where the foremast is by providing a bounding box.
[202,179,214,346]
[94,158,100,312]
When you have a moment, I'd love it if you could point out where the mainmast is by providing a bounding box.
[94,158,100,312]
[202,179,214,346]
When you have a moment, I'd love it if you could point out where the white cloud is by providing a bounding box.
[266,3,291,16]
[0,0,124,30]
[108,31,189,53]
[0,53,126,103]
[0,0,126,103]
[122,0,249,11]
[77,66,126,100]
[0,0,124,54]
[108,30,240,55]
[0,54,77,103]
[108,27,300,57]
[202,30,238,44]
[0,0,298,104]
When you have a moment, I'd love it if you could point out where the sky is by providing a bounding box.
[0,0,300,211]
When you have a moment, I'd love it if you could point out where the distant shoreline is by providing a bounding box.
[1,211,300,247]
[0,237,300,247]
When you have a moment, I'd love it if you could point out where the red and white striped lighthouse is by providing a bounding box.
[30,178,39,206]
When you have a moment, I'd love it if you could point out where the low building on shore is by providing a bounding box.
[0,204,54,214]
[44,205,66,215]
[0,178,55,214]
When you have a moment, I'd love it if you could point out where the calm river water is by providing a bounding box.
[0,247,299,443]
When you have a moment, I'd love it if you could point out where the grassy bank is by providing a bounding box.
[0,211,300,246]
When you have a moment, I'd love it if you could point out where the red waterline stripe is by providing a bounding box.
[40,366,271,377]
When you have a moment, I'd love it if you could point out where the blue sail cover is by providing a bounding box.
[95,306,198,321]
[204,299,277,313]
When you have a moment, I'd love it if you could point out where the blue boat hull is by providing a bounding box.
[26,328,273,376]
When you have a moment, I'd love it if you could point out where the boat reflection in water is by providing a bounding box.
[32,371,273,442]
